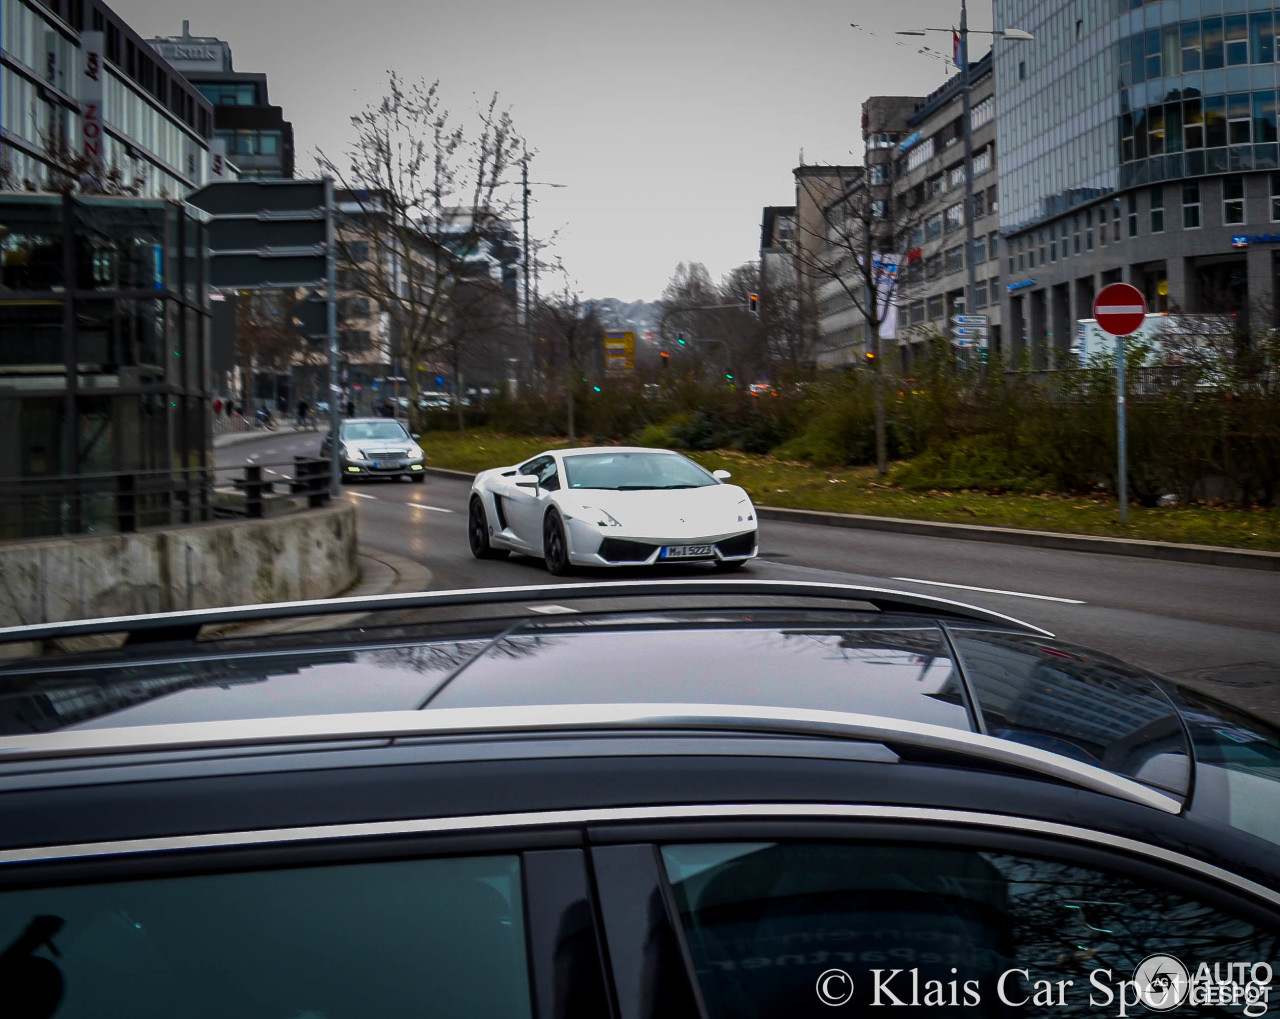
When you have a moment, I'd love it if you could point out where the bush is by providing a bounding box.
[888,434,1054,493]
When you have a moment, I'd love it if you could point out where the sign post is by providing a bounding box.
[1092,282,1147,524]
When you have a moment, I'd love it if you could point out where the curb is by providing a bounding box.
[756,506,1279,572]
[419,464,1275,572]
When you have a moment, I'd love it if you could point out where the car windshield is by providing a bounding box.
[341,421,410,442]
[562,452,716,490]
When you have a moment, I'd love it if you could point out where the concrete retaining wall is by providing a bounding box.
[0,503,358,627]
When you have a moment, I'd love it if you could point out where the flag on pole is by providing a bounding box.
[953,27,962,66]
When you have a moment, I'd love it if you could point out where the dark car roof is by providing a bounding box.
[1,580,1278,878]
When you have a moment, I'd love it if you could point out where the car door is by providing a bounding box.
[586,819,1280,1019]
[503,455,560,550]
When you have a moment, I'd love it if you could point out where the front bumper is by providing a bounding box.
[342,456,425,478]
[570,528,758,567]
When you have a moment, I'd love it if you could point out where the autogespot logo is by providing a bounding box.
[1131,955,1190,1011]
[816,969,855,1007]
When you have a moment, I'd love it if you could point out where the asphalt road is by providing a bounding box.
[216,430,1280,717]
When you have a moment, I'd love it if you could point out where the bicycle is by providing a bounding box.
[253,411,278,431]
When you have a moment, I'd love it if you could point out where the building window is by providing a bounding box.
[1151,186,1165,233]
[909,300,925,325]
[944,203,963,233]
[1184,97,1204,150]
[973,281,988,309]
[1203,16,1225,70]
[1073,215,1081,254]
[1018,60,1026,80]
[1271,172,1280,221]
[1223,176,1245,224]
[948,164,965,189]
[972,190,986,219]
[1086,208,1093,251]
[1113,199,1121,242]
[971,147,991,177]
[1251,11,1275,63]
[944,245,964,274]
[1183,180,1201,228]
[927,254,943,280]
[986,184,997,212]
[972,235,986,263]
[1228,92,1251,145]
[1256,90,1278,144]
[927,295,945,320]
[346,241,370,262]
[1050,223,1057,262]
[1182,20,1201,71]
[906,137,935,171]
[926,214,943,240]
[1128,194,1138,236]
[341,329,372,351]
[869,163,888,185]
[1225,14,1248,65]
[1039,228,1046,263]
[970,96,993,129]
[871,199,886,220]
[988,231,998,261]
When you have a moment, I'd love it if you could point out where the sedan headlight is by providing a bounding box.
[407,444,424,460]
[340,444,365,460]
[583,506,622,528]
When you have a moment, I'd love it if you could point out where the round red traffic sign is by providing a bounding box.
[1092,282,1147,336]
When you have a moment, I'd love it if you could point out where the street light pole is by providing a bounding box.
[522,158,532,383]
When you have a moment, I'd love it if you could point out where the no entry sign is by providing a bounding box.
[1093,283,1147,336]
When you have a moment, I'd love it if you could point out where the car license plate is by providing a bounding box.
[662,544,714,558]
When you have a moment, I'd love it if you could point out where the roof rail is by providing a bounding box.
[0,579,1051,646]
[0,702,1175,813]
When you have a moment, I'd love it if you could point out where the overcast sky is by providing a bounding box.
[113,0,992,303]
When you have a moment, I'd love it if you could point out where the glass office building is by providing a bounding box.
[994,0,1280,365]
[0,194,212,539]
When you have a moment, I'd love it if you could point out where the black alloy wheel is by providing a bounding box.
[468,498,508,560]
[543,511,572,576]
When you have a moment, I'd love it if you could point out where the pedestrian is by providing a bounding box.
[213,397,223,416]
[381,399,395,418]
[277,394,288,415]
[344,399,355,418]
[296,398,309,428]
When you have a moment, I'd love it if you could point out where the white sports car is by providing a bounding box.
[467,446,759,575]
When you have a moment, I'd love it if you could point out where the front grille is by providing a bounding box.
[716,530,757,558]
[598,538,658,563]
[368,450,405,459]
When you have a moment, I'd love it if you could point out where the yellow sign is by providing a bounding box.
[1157,280,1169,296]
[604,331,635,372]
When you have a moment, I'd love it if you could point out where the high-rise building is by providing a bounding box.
[1,0,217,196]
[147,22,294,179]
[995,0,1280,366]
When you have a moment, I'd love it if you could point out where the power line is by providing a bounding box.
[849,23,954,68]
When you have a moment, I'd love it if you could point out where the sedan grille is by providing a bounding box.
[716,530,757,558]
[368,450,406,459]
[598,538,658,563]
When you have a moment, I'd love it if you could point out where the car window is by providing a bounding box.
[0,854,533,1019]
[661,842,1278,1019]
[950,629,1190,795]
[340,421,410,442]
[1164,685,1280,848]
[518,455,549,478]
[562,452,716,490]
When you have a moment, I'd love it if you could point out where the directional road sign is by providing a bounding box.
[1093,283,1147,337]
[953,314,988,326]
[186,179,329,289]
[953,326,988,337]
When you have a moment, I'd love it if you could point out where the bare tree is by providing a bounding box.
[439,274,521,431]
[317,74,528,420]
[537,291,603,442]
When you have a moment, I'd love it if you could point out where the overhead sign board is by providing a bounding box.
[186,179,330,289]
[1093,282,1147,337]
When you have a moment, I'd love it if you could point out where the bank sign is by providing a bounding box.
[1230,234,1280,247]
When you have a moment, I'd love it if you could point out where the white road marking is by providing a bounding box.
[347,492,378,500]
[409,504,453,513]
[265,448,277,454]
[892,577,1086,604]
[528,604,579,614]
[246,454,259,461]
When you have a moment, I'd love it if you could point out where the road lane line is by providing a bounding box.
[529,604,578,614]
[408,504,454,513]
[892,577,1086,604]
[347,492,378,500]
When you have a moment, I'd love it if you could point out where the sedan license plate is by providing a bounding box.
[662,544,714,558]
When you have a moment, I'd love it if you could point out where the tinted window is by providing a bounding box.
[0,854,532,1019]
[1167,685,1280,847]
[951,630,1189,794]
[662,842,1278,1019]
[428,624,973,729]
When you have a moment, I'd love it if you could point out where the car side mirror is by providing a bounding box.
[713,469,732,480]
[412,433,420,440]
[514,474,540,489]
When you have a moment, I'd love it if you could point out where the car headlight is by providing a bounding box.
[584,506,622,527]
[340,444,365,460]
[408,444,424,459]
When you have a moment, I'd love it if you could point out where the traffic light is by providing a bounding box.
[676,334,686,345]
[659,350,670,367]
[864,350,876,364]
[724,373,734,381]
[747,293,759,315]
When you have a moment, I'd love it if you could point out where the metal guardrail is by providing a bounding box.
[0,457,332,539]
